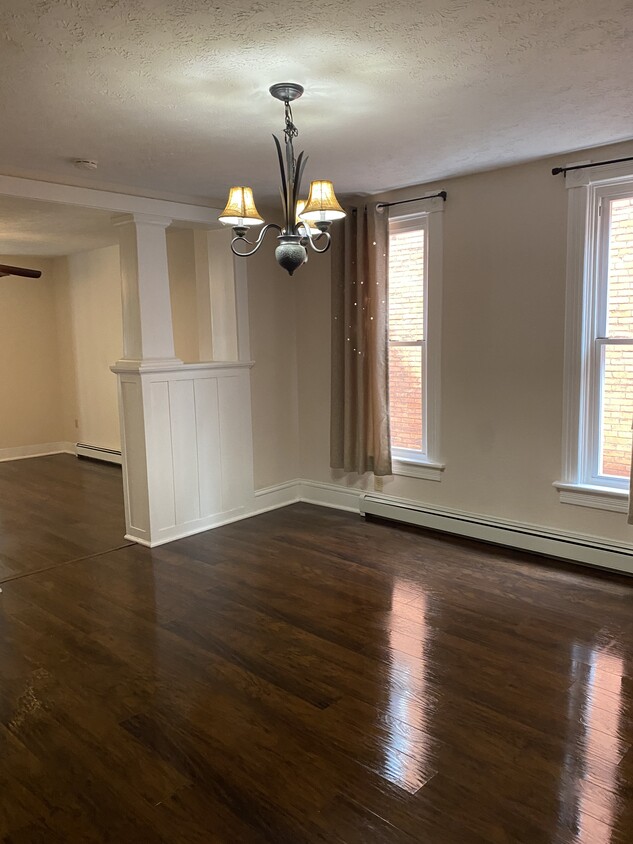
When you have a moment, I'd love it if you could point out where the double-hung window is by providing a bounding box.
[558,165,633,511]
[387,199,444,480]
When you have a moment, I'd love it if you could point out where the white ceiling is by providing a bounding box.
[0,196,117,256]
[0,0,632,204]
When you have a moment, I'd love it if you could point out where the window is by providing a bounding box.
[558,165,633,511]
[388,218,425,454]
[387,200,444,480]
[591,193,633,485]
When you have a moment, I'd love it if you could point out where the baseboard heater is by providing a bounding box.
[359,493,633,575]
[76,443,122,466]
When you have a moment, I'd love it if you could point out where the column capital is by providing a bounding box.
[112,212,172,228]
[111,358,183,374]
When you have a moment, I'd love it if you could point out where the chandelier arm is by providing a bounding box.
[230,224,282,257]
[272,134,288,225]
[292,150,307,231]
[298,224,332,254]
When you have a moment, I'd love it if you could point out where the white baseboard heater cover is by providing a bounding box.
[359,493,633,576]
[76,443,122,466]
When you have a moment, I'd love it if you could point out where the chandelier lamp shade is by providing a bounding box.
[218,83,346,276]
[218,187,264,227]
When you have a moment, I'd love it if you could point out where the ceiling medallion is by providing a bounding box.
[218,83,346,276]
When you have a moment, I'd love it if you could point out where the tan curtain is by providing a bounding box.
[330,202,392,476]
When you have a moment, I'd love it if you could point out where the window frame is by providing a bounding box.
[387,197,444,481]
[556,162,633,512]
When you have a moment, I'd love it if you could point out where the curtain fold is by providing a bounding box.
[330,202,392,476]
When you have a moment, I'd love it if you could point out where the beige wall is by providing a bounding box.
[60,245,122,451]
[0,255,73,448]
[167,228,200,363]
[296,139,633,546]
[53,262,79,444]
[247,241,300,489]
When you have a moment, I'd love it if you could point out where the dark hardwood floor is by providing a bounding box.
[0,454,128,581]
[1,457,633,841]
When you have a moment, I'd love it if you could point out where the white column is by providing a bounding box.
[112,217,255,547]
[113,213,181,367]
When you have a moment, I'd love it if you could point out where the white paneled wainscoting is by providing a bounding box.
[112,360,255,546]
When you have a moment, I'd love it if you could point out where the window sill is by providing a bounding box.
[553,482,629,514]
[392,457,445,481]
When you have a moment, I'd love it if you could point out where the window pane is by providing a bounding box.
[388,228,424,342]
[600,345,633,478]
[606,196,633,339]
[389,344,423,450]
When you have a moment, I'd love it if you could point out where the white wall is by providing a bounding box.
[54,262,79,444]
[296,139,633,547]
[59,245,123,451]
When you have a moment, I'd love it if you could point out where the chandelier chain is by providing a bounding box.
[284,101,299,144]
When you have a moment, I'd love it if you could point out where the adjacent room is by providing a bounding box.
[0,196,230,574]
[0,197,125,578]
[0,1,632,841]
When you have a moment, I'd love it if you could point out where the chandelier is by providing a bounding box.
[218,83,346,276]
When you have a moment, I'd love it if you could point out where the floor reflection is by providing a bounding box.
[560,643,625,842]
[383,580,433,793]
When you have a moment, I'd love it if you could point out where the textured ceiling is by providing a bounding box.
[0,0,632,204]
[0,196,117,256]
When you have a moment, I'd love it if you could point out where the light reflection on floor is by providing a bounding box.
[560,643,625,841]
[383,580,432,793]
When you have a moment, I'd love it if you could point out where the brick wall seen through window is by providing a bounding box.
[601,196,633,478]
[388,226,424,451]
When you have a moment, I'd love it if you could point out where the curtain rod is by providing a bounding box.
[551,155,633,176]
[376,190,447,209]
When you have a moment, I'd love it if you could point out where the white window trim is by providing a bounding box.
[556,159,633,512]
[388,196,444,482]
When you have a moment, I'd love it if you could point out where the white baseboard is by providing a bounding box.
[253,478,361,514]
[253,479,301,513]
[299,479,363,512]
[125,505,248,547]
[252,478,633,576]
[0,441,76,463]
